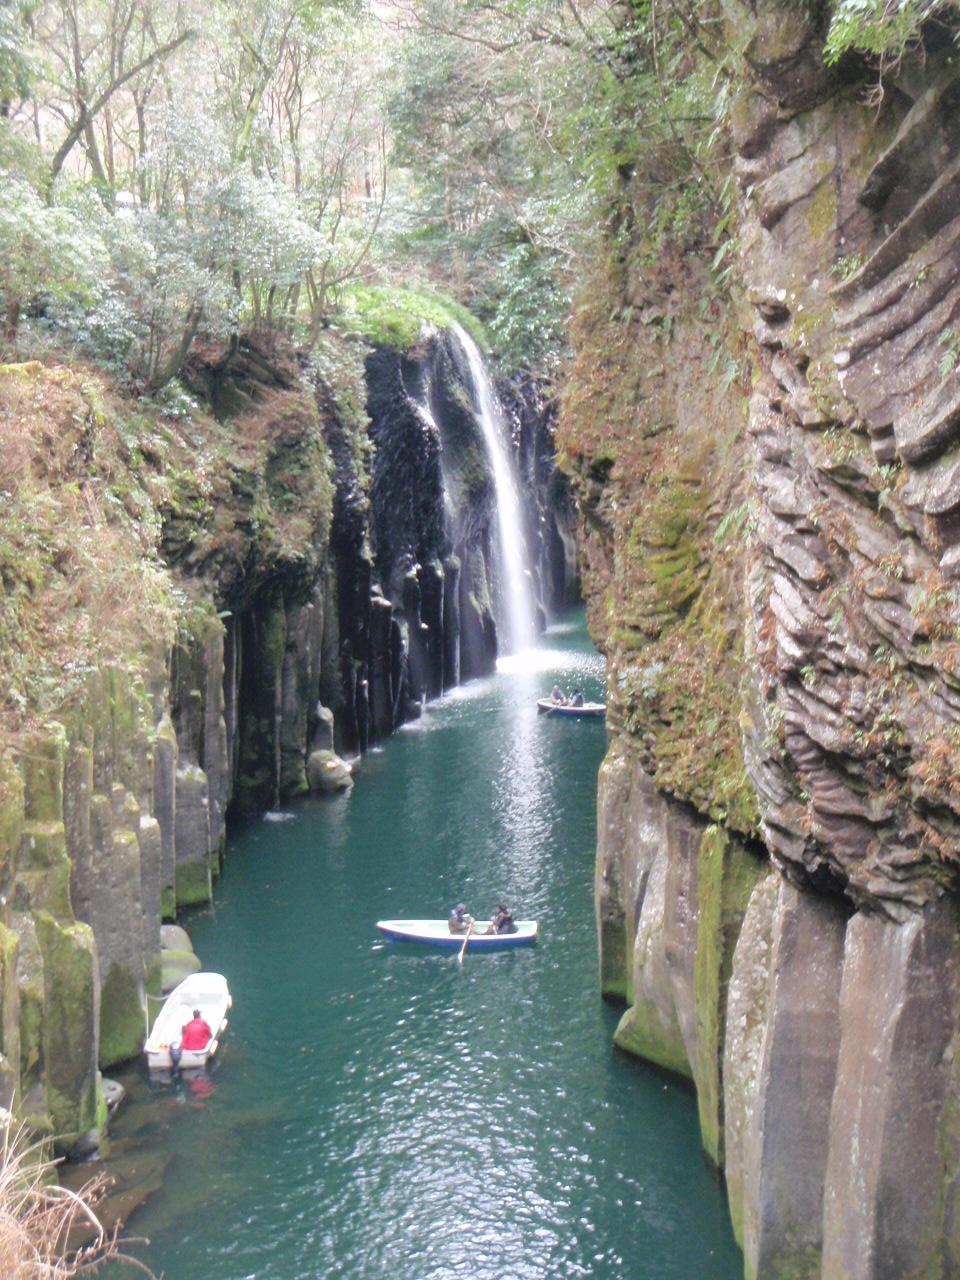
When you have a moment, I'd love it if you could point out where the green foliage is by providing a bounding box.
[474,242,568,374]
[333,284,489,352]
[0,178,107,339]
[938,326,960,379]
[0,1,33,101]
[823,0,959,67]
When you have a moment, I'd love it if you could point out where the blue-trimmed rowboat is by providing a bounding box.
[536,698,605,718]
[376,919,538,949]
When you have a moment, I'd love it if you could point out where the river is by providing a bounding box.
[104,613,742,1280]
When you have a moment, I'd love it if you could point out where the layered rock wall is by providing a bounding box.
[565,4,960,1275]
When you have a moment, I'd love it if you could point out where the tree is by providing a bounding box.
[28,0,196,193]
[0,177,106,349]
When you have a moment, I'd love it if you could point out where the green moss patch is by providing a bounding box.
[334,285,489,352]
[693,826,766,1166]
[34,910,97,1151]
[99,961,145,1068]
[613,1000,692,1080]
[175,859,213,908]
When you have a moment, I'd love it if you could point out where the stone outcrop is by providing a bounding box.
[562,4,960,1275]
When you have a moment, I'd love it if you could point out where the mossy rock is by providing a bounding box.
[160,923,193,953]
[34,910,98,1152]
[20,726,67,825]
[161,948,201,993]
[693,825,766,1166]
[99,961,146,1068]
[613,999,692,1080]
[174,858,213,909]
[307,750,353,793]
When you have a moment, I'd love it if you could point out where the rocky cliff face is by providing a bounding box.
[0,325,570,1155]
[563,5,960,1276]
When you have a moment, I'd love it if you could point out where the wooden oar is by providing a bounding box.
[458,922,474,963]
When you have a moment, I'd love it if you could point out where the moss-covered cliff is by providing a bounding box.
[561,4,960,1276]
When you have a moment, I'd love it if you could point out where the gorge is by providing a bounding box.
[5,1,960,1277]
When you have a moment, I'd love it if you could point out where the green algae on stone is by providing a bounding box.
[175,858,213,908]
[17,826,73,921]
[20,725,67,825]
[99,961,145,1068]
[0,922,20,1105]
[613,999,692,1081]
[34,910,97,1152]
[693,825,766,1167]
[0,754,24,890]
[161,947,201,992]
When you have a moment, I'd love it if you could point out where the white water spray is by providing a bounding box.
[452,324,536,652]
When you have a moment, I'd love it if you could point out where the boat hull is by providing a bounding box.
[377,919,537,949]
[536,699,605,718]
[144,972,232,1070]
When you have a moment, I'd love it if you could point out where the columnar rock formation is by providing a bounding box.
[564,5,960,1276]
[0,327,572,1154]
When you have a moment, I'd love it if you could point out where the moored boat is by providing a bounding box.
[536,698,605,718]
[144,971,231,1070]
[376,919,538,949]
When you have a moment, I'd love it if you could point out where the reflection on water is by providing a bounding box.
[103,612,742,1280]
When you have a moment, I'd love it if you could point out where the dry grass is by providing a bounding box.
[0,1123,155,1278]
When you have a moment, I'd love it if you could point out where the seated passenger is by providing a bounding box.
[492,901,517,934]
[571,690,584,707]
[448,903,474,934]
[180,1009,213,1051]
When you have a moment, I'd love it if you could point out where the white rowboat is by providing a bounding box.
[536,698,605,718]
[377,919,538,949]
[144,972,231,1070]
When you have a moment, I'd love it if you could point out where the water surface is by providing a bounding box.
[110,615,742,1279]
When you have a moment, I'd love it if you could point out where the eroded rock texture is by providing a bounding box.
[567,4,960,1275]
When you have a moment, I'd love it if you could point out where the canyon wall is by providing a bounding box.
[0,326,571,1154]
[563,5,960,1276]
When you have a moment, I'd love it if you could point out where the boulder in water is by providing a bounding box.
[161,948,201,992]
[101,1077,126,1115]
[160,923,193,953]
[307,749,353,793]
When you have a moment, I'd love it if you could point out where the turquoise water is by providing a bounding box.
[108,615,743,1280]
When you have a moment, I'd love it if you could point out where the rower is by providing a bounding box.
[448,903,474,934]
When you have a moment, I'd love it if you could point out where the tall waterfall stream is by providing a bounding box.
[453,324,537,653]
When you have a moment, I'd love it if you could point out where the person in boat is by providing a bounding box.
[550,684,568,705]
[570,689,584,707]
[180,1009,213,1052]
[491,901,517,934]
[448,903,474,934]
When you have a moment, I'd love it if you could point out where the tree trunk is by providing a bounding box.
[3,294,21,352]
[148,306,202,392]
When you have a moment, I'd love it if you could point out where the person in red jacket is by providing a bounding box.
[180,1009,213,1051]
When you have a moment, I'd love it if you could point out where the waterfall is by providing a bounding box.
[452,324,536,652]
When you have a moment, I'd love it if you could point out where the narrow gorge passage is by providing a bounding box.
[103,616,741,1280]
